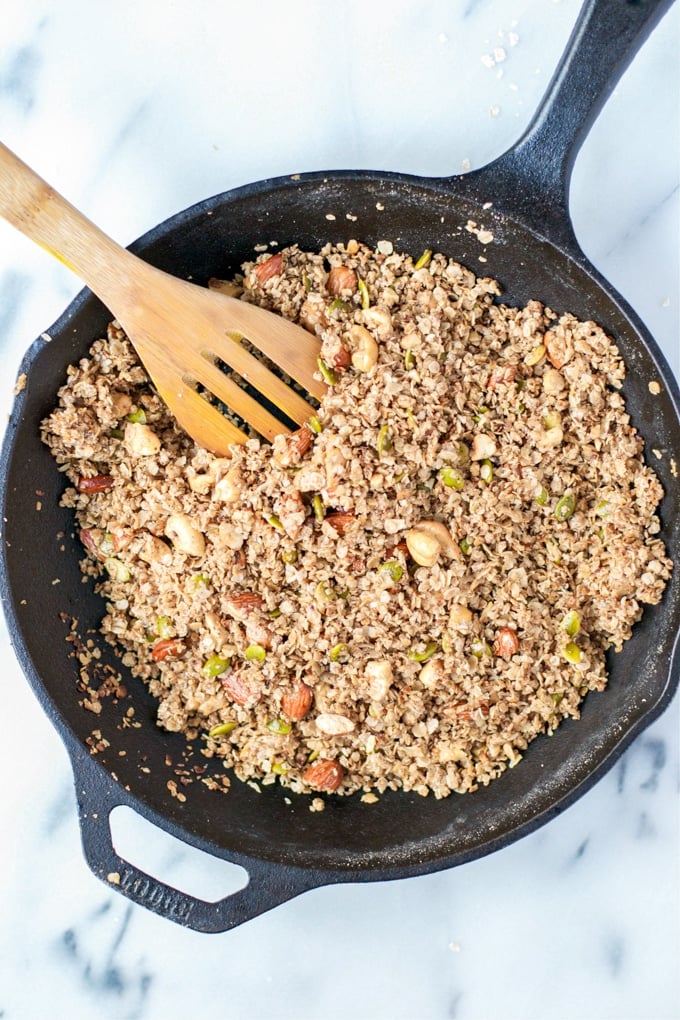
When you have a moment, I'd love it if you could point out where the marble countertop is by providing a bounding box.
[0,2,678,1018]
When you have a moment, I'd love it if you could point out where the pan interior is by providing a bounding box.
[3,171,678,873]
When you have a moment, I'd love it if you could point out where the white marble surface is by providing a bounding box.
[1,2,678,1018]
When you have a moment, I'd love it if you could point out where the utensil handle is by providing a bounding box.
[71,749,317,933]
[460,0,676,245]
[0,142,135,306]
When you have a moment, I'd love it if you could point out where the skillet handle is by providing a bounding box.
[460,0,676,247]
[70,749,319,933]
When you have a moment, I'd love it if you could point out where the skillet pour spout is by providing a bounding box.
[1,0,678,932]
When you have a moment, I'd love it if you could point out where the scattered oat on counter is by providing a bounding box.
[42,239,672,801]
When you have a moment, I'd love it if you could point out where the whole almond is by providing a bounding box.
[281,680,314,720]
[303,758,344,792]
[253,251,283,285]
[325,511,356,536]
[223,592,265,621]
[327,265,357,295]
[494,627,520,659]
[77,473,114,493]
[151,638,184,662]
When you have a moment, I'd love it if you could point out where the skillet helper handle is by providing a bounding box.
[473,0,676,244]
[71,750,316,933]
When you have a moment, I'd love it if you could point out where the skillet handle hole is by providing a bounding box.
[109,804,248,903]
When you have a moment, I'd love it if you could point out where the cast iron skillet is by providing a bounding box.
[1,0,679,933]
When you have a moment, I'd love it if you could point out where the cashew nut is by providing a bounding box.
[124,421,161,456]
[349,325,379,373]
[365,659,394,701]
[406,520,458,566]
[470,433,497,461]
[164,513,205,556]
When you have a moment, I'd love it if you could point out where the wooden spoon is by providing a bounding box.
[0,142,326,454]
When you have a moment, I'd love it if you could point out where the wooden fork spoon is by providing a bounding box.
[0,142,326,455]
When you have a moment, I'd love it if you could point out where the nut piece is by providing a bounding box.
[325,511,356,536]
[221,670,263,708]
[151,638,184,662]
[524,343,546,367]
[300,293,329,333]
[537,424,564,450]
[245,617,274,651]
[542,367,565,393]
[323,445,347,496]
[223,592,265,620]
[222,591,273,650]
[325,337,352,369]
[205,612,229,648]
[164,514,205,557]
[281,680,314,720]
[315,712,355,735]
[110,391,133,418]
[349,325,379,373]
[328,265,357,295]
[419,658,443,690]
[213,464,242,503]
[470,433,497,461]
[406,520,458,566]
[139,533,173,567]
[487,364,517,388]
[272,425,313,467]
[406,527,440,567]
[544,328,573,368]
[361,306,392,335]
[187,457,232,496]
[303,758,344,792]
[494,627,520,659]
[276,491,307,539]
[365,659,394,701]
[77,474,114,493]
[253,251,283,285]
[449,603,473,629]
[124,421,161,456]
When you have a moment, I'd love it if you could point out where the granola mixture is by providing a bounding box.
[41,240,672,799]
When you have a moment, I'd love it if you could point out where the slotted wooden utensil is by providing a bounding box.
[0,142,326,454]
